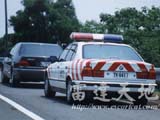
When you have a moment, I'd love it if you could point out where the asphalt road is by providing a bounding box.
[0,83,160,120]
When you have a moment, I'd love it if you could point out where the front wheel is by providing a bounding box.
[44,78,55,98]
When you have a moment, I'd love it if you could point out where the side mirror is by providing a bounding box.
[49,56,58,63]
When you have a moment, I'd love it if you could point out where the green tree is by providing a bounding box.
[100,7,160,66]
[10,0,79,44]
[80,20,106,33]
[49,0,80,44]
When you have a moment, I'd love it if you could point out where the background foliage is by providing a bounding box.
[0,0,160,66]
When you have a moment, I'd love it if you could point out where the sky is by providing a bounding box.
[0,0,160,38]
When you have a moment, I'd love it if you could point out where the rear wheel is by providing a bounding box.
[44,78,55,98]
[133,96,148,106]
[10,71,20,87]
[66,80,73,104]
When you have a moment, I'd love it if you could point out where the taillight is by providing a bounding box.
[16,60,30,67]
[93,71,104,77]
[81,66,104,77]
[136,72,149,79]
[148,65,156,79]
[82,66,92,77]
[136,65,156,79]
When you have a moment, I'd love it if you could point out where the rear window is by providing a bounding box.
[20,44,62,57]
[83,44,143,61]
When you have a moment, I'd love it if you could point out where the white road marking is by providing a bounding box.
[0,94,45,120]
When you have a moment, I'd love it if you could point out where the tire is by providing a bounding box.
[10,71,19,87]
[133,96,148,106]
[66,80,73,104]
[44,78,55,98]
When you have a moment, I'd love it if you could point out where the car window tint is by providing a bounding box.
[59,49,69,61]
[65,44,77,61]
[20,44,62,57]
[59,44,73,61]
[65,50,74,61]
[10,43,20,56]
[83,44,143,61]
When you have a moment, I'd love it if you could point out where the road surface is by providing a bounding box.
[0,82,160,120]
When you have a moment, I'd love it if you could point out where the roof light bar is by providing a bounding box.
[70,32,123,43]
[104,34,123,43]
[70,32,93,41]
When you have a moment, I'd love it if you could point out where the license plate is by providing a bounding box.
[41,62,51,67]
[114,72,128,78]
[105,72,136,79]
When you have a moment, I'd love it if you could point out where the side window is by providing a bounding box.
[10,47,15,55]
[59,49,69,61]
[65,44,77,61]
[59,44,72,61]
[65,50,74,61]
[10,44,19,55]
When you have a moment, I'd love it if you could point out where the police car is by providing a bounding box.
[44,32,157,105]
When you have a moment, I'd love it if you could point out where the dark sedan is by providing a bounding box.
[2,42,63,87]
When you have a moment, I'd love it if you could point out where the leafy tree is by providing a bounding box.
[49,0,80,44]
[81,7,160,66]
[10,0,79,44]
[80,20,106,33]
[100,7,160,66]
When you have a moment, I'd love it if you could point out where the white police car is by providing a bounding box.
[44,32,157,105]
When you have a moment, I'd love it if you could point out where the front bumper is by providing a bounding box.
[14,67,46,82]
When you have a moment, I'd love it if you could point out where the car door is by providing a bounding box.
[49,44,77,90]
[3,56,12,78]
[58,44,77,89]
[3,43,20,79]
[49,46,70,89]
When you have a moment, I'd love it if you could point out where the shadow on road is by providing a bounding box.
[1,82,44,89]
[19,82,44,89]
[42,94,160,110]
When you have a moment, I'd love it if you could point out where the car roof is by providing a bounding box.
[17,42,60,47]
[73,41,130,47]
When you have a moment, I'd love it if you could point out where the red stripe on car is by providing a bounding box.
[75,59,80,80]
[72,61,75,80]
[93,61,106,71]
[137,63,148,72]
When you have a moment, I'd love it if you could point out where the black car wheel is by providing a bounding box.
[10,71,19,87]
[133,96,148,106]
[44,78,55,98]
[66,80,73,104]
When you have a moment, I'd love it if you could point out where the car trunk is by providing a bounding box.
[15,56,52,68]
[81,59,156,80]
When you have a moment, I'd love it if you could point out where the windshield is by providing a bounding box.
[83,44,143,61]
[20,44,62,57]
